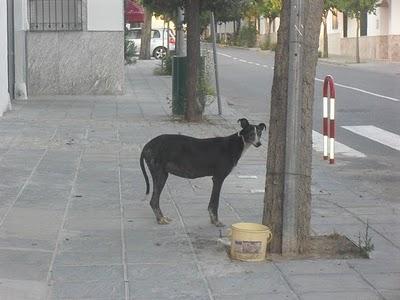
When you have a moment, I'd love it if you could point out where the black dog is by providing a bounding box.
[140,118,266,226]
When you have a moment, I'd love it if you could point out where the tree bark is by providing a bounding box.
[185,0,202,122]
[267,18,273,48]
[263,0,324,255]
[139,7,152,60]
[323,14,328,58]
[356,18,360,63]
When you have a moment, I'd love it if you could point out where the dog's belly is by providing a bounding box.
[166,162,212,179]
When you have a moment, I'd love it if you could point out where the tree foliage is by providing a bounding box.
[259,0,282,20]
[337,0,378,62]
[321,0,339,58]
[213,0,252,23]
[142,0,183,17]
[338,0,378,19]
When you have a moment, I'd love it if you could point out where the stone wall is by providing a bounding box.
[388,35,400,61]
[27,0,124,96]
[27,31,124,95]
[340,35,400,61]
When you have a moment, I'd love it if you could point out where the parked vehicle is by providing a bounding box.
[126,28,175,59]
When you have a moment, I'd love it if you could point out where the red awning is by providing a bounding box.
[125,1,144,23]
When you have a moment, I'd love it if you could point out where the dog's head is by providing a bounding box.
[238,118,266,148]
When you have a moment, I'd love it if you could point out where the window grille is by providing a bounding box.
[29,0,82,31]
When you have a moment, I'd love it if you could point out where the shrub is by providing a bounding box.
[124,31,137,64]
[238,26,257,48]
[153,52,173,76]
[260,37,277,51]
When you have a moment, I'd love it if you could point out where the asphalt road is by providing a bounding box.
[215,46,400,203]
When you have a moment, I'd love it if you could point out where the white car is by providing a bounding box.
[126,28,175,59]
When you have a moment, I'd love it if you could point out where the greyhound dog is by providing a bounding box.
[140,118,266,226]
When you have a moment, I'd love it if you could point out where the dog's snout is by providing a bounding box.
[255,142,262,147]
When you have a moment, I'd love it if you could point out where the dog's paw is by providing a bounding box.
[157,216,172,225]
[213,220,225,227]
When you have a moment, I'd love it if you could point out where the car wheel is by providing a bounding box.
[153,47,167,59]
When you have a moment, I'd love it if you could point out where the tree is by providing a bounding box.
[259,0,282,48]
[338,0,378,63]
[185,0,203,121]
[212,0,252,41]
[263,0,324,255]
[322,0,339,58]
[139,6,152,60]
[142,0,231,121]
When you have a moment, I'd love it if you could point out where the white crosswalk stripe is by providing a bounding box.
[312,130,366,158]
[342,125,400,151]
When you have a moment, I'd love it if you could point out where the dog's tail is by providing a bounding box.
[140,151,150,195]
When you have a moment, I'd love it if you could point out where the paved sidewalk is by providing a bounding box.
[0,60,399,299]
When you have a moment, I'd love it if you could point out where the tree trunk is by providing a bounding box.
[356,18,360,63]
[263,0,324,255]
[236,18,241,38]
[224,22,227,44]
[323,14,328,58]
[176,7,185,57]
[139,7,152,60]
[267,18,273,49]
[185,0,202,122]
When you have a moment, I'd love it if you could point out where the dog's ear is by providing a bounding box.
[238,118,249,129]
[258,123,266,131]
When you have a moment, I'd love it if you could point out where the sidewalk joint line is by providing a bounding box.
[346,261,386,300]
[0,246,53,253]
[223,199,242,221]
[321,198,400,251]
[272,262,301,300]
[118,149,130,300]
[0,126,59,228]
[166,183,215,300]
[45,147,85,299]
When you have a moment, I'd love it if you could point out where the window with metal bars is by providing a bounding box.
[29,0,83,31]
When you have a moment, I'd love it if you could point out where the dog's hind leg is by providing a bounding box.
[149,170,171,225]
[208,175,226,227]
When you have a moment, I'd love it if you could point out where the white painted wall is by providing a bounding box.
[390,0,400,34]
[326,3,399,37]
[14,0,28,99]
[216,22,234,35]
[87,0,123,31]
[368,11,380,36]
[0,0,11,116]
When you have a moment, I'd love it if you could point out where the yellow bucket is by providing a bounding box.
[230,223,272,262]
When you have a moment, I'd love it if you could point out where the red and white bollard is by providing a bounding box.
[322,75,336,164]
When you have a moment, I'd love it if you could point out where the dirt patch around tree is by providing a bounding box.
[268,233,369,262]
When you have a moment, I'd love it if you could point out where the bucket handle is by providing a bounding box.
[266,231,273,243]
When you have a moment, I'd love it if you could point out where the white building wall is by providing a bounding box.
[368,11,380,36]
[390,0,400,34]
[28,0,125,96]
[216,22,235,35]
[14,0,28,99]
[0,0,11,116]
[87,0,123,31]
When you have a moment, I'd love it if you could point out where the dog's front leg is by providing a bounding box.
[208,175,226,227]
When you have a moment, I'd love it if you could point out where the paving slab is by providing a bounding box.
[0,59,399,299]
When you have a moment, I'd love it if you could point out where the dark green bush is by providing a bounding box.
[163,53,172,75]
[260,37,277,51]
[238,26,257,48]
[124,30,137,64]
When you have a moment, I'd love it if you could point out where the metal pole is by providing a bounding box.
[210,12,222,115]
[282,0,304,255]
